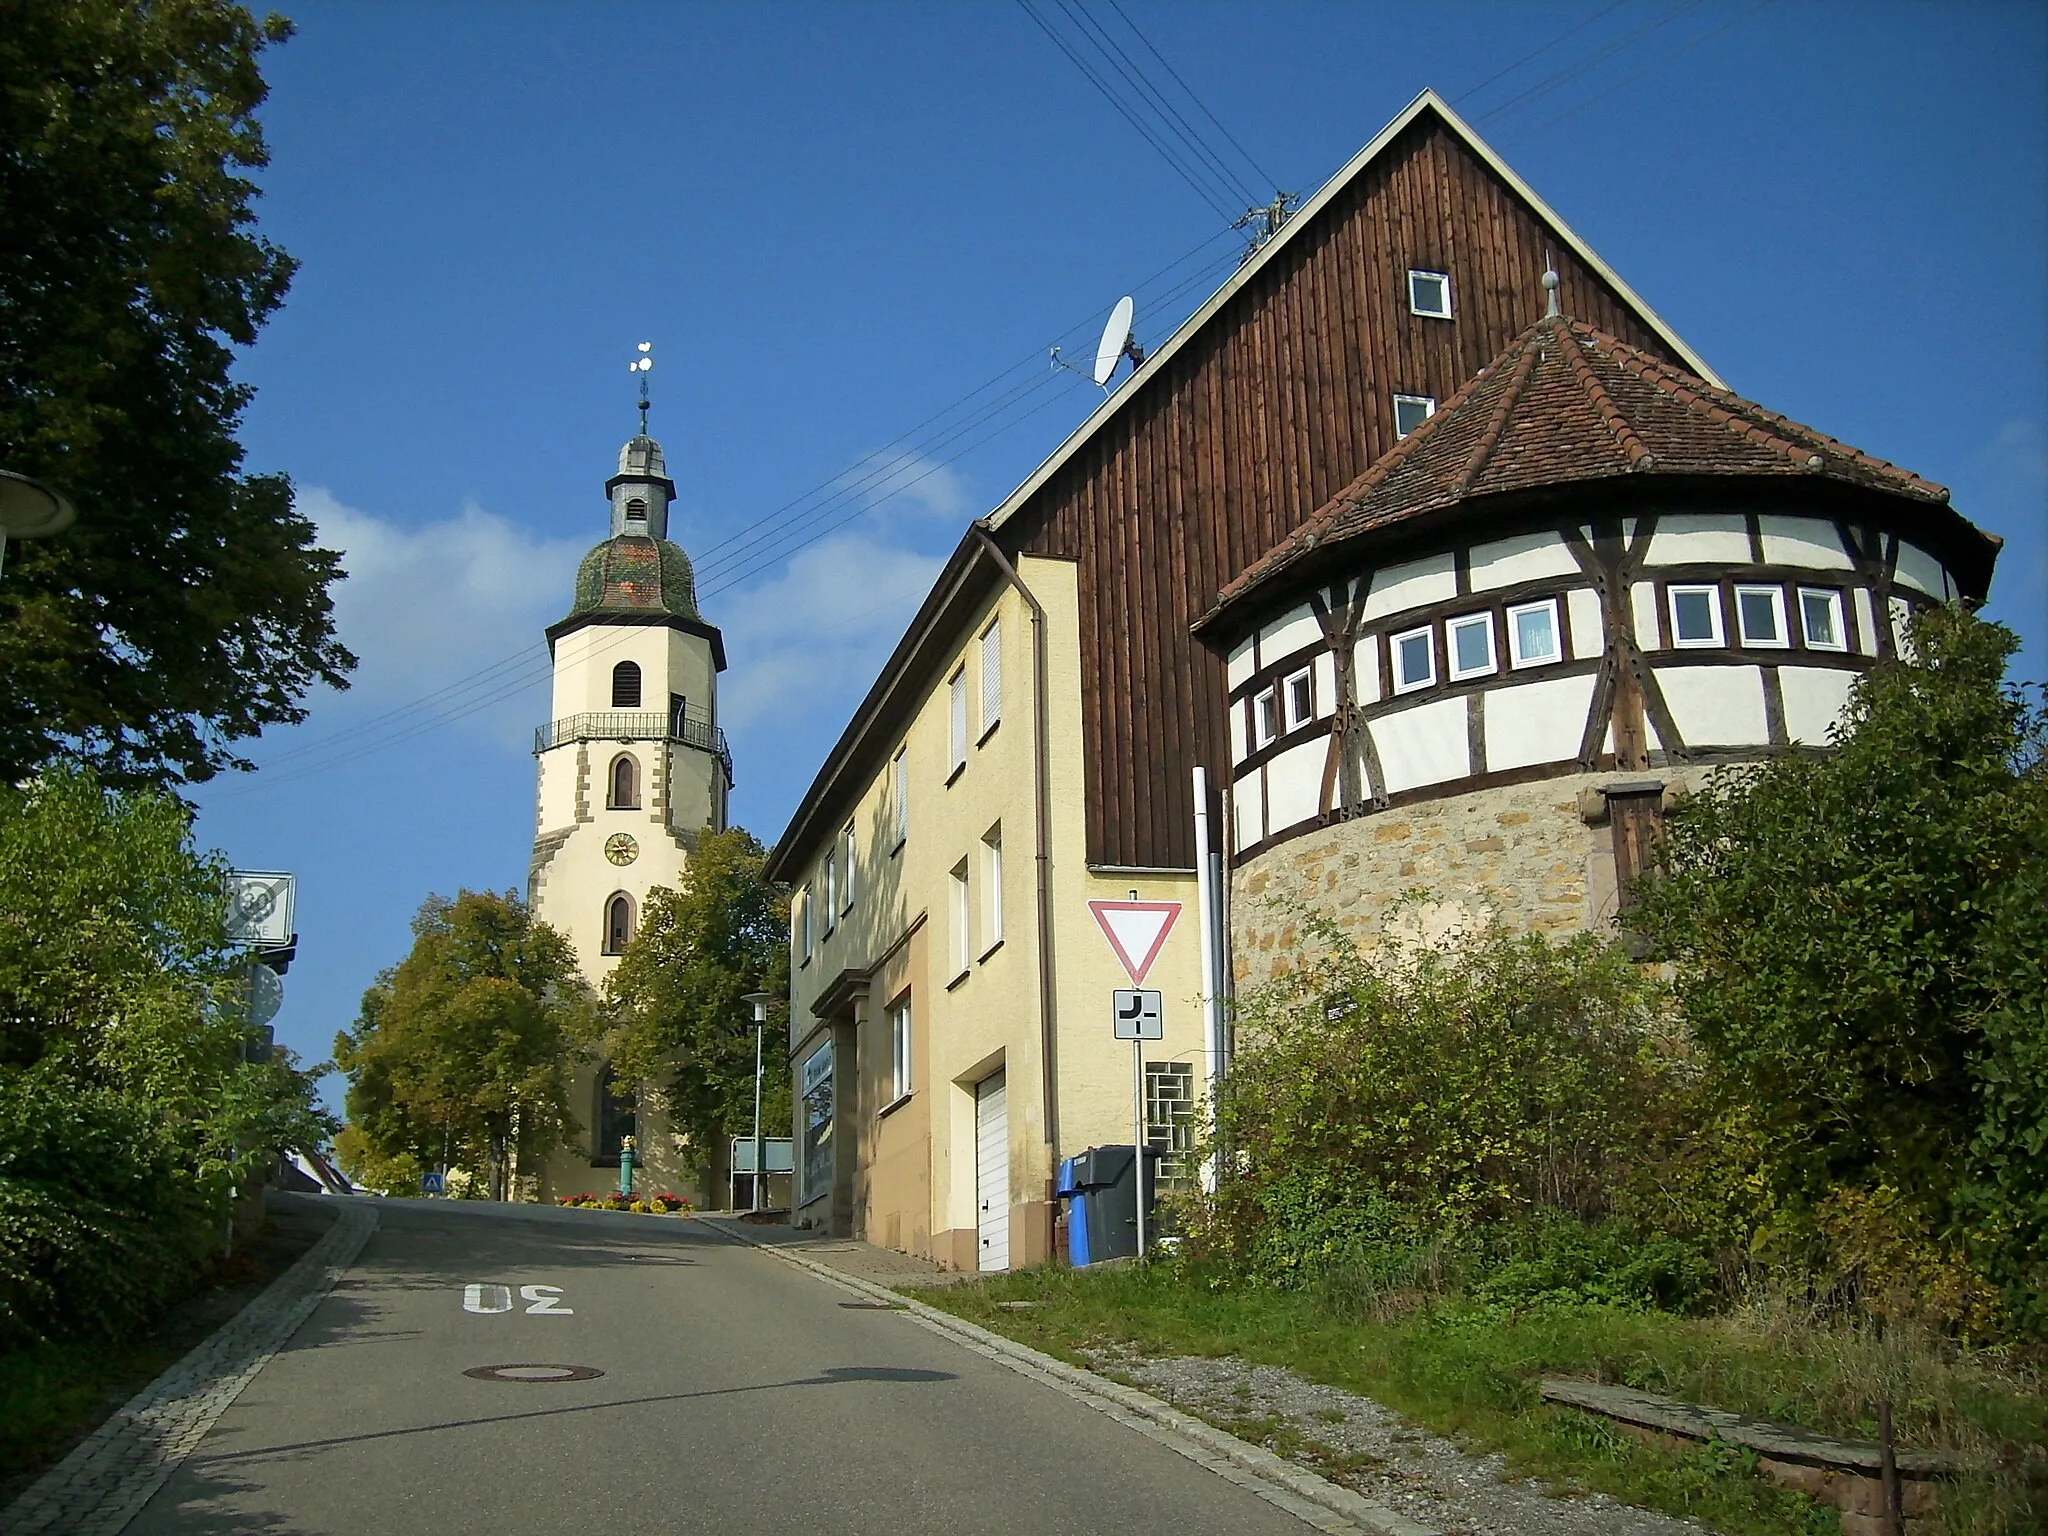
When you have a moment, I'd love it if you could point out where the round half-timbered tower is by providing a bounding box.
[1197,308,2000,982]
[527,429,731,1196]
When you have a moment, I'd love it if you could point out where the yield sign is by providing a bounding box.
[1088,900,1181,986]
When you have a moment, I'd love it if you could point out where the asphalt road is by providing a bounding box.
[129,1200,1319,1535]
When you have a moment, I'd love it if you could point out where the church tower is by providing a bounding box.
[528,371,730,1198]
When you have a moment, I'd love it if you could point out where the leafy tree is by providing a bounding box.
[604,828,791,1168]
[335,891,589,1200]
[1634,606,2047,1312]
[0,0,354,786]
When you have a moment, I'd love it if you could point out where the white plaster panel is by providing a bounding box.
[1371,697,1470,793]
[1484,675,1597,773]
[1313,652,1337,717]
[1758,515,1854,570]
[1779,666,1857,746]
[1353,635,1382,704]
[1228,699,1248,763]
[1262,604,1322,664]
[1630,582,1661,649]
[1891,597,1917,660]
[1232,771,1264,852]
[1363,553,1458,621]
[1657,665,1768,747]
[1853,587,1879,656]
[1264,739,1327,830]
[1892,541,1949,600]
[1567,587,1605,658]
[1226,636,1256,691]
[1641,513,1752,566]
[1466,531,1581,592]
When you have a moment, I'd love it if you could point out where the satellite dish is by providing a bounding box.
[1093,296,1137,387]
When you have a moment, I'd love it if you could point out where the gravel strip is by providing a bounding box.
[1082,1347,1710,1536]
[0,1196,379,1536]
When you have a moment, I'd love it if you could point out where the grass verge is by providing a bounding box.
[0,1194,335,1508]
[916,1263,2046,1535]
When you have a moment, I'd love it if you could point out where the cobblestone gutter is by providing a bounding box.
[0,1196,379,1536]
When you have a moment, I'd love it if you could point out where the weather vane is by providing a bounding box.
[629,341,653,433]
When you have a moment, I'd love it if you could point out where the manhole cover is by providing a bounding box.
[463,1363,605,1384]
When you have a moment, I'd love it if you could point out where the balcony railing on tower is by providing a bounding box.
[533,706,732,780]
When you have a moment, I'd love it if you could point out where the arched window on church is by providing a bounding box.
[612,660,642,709]
[603,892,636,955]
[625,496,648,524]
[608,754,639,809]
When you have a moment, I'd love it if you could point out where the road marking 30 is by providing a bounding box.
[463,1283,573,1315]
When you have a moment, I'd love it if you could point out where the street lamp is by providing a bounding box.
[740,991,779,1211]
[0,469,76,580]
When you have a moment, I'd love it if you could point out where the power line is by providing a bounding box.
[1453,0,1632,108]
[1103,0,1277,194]
[1472,0,1713,128]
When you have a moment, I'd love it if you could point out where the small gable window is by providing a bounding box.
[1799,588,1847,652]
[603,892,636,955]
[1735,584,1789,648]
[1408,270,1452,319]
[1392,625,1436,693]
[1252,687,1279,748]
[1668,585,1723,648]
[625,497,648,523]
[1394,394,1436,438]
[608,754,640,809]
[1507,599,1562,668]
[1446,614,1497,681]
[612,660,642,709]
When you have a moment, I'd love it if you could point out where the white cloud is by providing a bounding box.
[716,531,945,737]
[835,448,974,525]
[295,487,585,751]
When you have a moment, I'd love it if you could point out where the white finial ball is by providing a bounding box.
[1543,269,1560,292]
[637,357,653,372]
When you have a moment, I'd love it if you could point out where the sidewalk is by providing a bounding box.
[693,1214,975,1288]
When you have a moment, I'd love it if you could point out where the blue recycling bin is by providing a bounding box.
[1055,1156,1095,1265]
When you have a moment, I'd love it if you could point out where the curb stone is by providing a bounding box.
[697,1216,1439,1536]
[1,1195,380,1536]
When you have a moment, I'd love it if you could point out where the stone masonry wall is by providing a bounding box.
[1231,768,1723,988]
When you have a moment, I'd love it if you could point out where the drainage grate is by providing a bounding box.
[463,1363,605,1383]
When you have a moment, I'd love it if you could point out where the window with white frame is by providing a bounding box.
[1407,269,1452,318]
[1252,686,1279,748]
[891,748,908,847]
[948,667,967,775]
[1735,584,1789,648]
[1282,668,1313,731]
[981,825,1003,952]
[979,619,1002,736]
[949,860,970,977]
[1394,393,1436,437]
[1507,598,1562,668]
[841,823,856,913]
[822,850,837,934]
[1446,613,1497,680]
[1798,587,1847,652]
[1668,584,1723,648]
[1392,625,1436,692]
[889,997,912,1101]
[798,885,813,963]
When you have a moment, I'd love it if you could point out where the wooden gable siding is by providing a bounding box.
[1004,113,1693,871]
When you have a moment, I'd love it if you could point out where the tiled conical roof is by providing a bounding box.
[1206,315,1986,623]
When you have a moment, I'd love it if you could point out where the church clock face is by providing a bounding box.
[604,833,639,866]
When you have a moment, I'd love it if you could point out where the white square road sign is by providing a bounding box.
[1112,989,1164,1041]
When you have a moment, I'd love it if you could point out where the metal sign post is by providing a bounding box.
[1113,989,1163,1257]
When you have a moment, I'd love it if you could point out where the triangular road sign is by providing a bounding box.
[1088,900,1181,986]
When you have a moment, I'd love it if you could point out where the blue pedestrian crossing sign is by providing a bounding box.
[421,1170,445,1195]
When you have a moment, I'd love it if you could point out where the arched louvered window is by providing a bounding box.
[608,754,639,809]
[625,496,648,523]
[612,660,642,709]
[603,892,636,955]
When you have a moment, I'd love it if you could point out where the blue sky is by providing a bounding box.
[189,1,2048,1107]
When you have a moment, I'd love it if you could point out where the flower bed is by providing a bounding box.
[554,1192,692,1215]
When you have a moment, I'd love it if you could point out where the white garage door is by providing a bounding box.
[975,1071,1009,1272]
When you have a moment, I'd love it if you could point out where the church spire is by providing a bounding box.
[607,340,677,540]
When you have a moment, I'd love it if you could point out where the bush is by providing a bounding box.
[1194,913,1712,1287]
[0,1071,220,1348]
